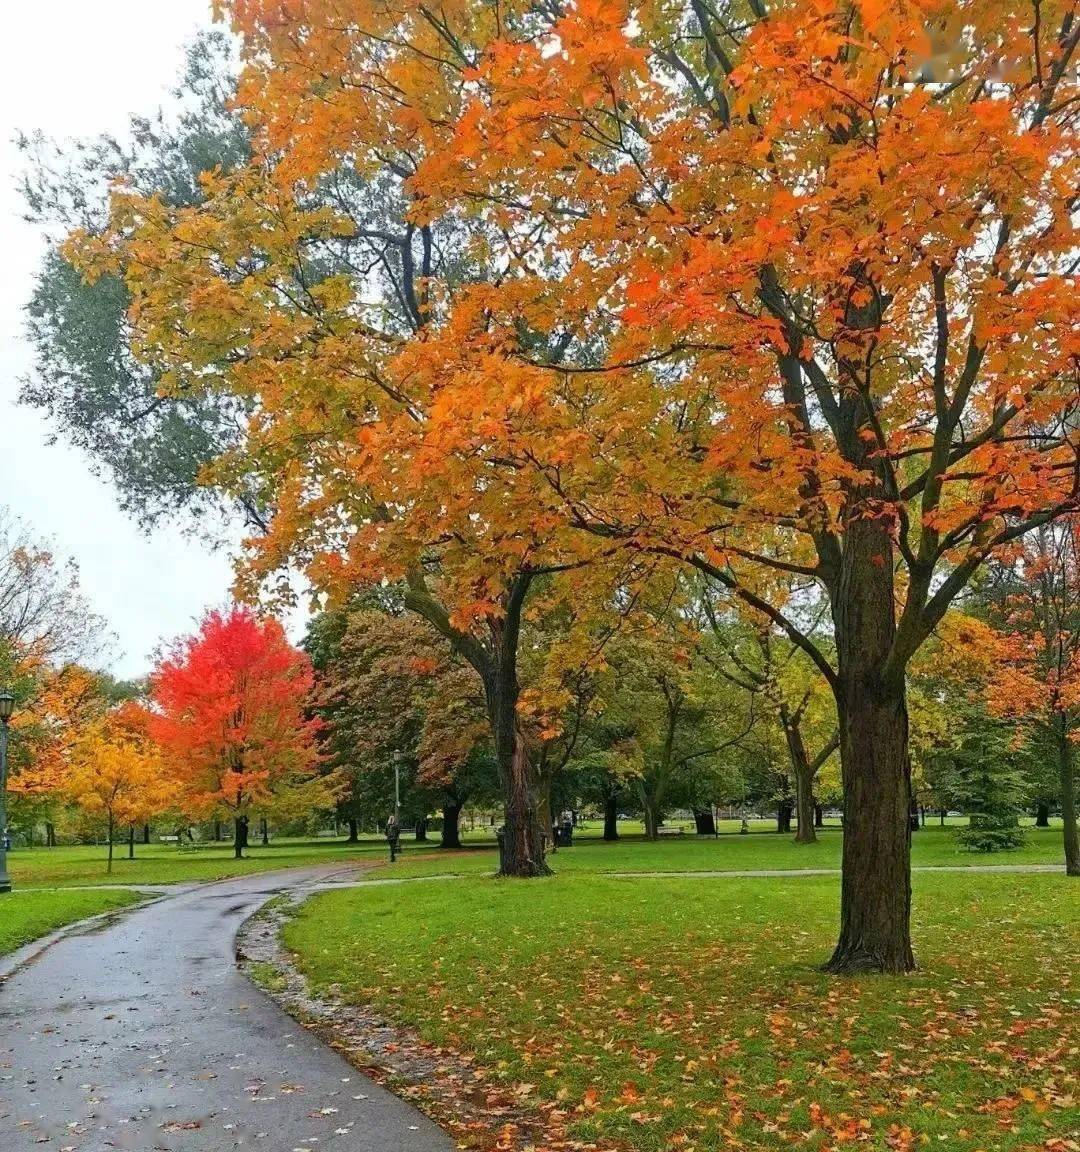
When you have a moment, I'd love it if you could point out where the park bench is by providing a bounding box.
[657,826,684,837]
[159,835,180,844]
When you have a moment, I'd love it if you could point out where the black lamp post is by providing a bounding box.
[0,690,14,894]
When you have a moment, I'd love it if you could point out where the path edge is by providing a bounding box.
[0,892,163,984]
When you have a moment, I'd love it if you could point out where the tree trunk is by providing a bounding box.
[537,770,556,851]
[776,799,793,835]
[347,817,359,843]
[825,516,915,975]
[260,817,269,846]
[782,705,817,844]
[441,802,462,849]
[814,804,824,828]
[642,798,660,841]
[494,727,550,875]
[128,824,135,860]
[143,823,150,845]
[45,822,56,847]
[794,771,816,843]
[214,819,222,842]
[940,808,946,826]
[693,807,716,835]
[603,793,620,841]
[1058,723,1079,877]
[107,815,114,874]
[477,580,550,878]
[234,816,248,860]
[414,817,428,842]
[1035,801,1051,828]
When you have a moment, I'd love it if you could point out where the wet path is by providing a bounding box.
[0,865,453,1152]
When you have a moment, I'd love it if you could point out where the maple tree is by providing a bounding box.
[150,606,330,858]
[66,0,1077,966]
[312,602,495,846]
[66,704,170,873]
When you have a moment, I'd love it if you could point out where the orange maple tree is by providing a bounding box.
[8,663,107,801]
[69,0,1078,966]
[150,606,329,858]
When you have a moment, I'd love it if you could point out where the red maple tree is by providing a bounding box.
[150,606,326,857]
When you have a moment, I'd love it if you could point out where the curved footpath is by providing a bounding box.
[0,865,453,1152]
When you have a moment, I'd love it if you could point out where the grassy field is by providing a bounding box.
[0,889,144,956]
[369,824,1070,880]
[285,868,1079,1152]
[5,835,413,888]
[5,823,1067,888]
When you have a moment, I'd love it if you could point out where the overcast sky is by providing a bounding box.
[0,2,247,679]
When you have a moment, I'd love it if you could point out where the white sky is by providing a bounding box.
[0,1,244,680]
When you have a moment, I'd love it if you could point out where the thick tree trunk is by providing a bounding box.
[1035,801,1051,828]
[414,817,428,842]
[143,823,150,845]
[825,516,915,975]
[814,804,824,828]
[1058,724,1079,877]
[234,816,248,860]
[693,808,716,835]
[603,793,620,841]
[347,817,359,843]
[495,728,550,876]
[128,824,135,860]
[441,802,462,849]
[260,817,269,846]
[480,582,550,878]
[214,819,222,842]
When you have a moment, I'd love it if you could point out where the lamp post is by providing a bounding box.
[394,753,401,824]
[0,691,14,894]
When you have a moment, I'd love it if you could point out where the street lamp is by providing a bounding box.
[393,752,401,824]
[0,690,14,894]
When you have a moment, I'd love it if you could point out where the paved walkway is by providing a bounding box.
[0,865,453,1152]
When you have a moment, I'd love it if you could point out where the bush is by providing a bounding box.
[957,814,1026,852]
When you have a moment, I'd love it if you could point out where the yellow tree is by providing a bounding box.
[67,709,170,873]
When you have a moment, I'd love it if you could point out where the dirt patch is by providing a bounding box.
[236,893,621,1152]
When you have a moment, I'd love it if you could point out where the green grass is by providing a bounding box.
[370,824,1069,880]
[285,869,1079,1152]
[0,888,144,956]
[6,836,440,889]
[6,824,1067,889]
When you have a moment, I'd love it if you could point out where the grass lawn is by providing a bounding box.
[369,824,1070,880]
[5,835,437,889]
[0,889,144,956]
[285,869,1079,1152]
